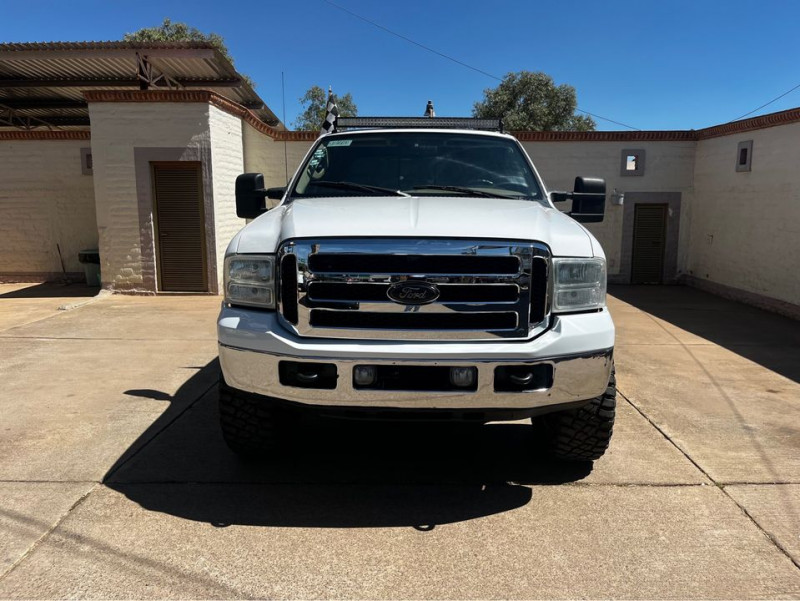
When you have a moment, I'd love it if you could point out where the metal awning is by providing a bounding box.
[0,41,280,129]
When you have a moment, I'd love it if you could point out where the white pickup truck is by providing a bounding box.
[217,118,615,461]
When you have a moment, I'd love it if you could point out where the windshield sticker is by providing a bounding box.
[308,148,326,167]
[327,139,353,147]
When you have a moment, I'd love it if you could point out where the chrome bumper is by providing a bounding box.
[218,305,614,411]
[219,344,613,411]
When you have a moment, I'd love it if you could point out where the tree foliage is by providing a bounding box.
[123,18,255,88]
[473,71,595,131]
[293,86,358,131]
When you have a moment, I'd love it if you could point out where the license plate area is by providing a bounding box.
[352,365,478,392]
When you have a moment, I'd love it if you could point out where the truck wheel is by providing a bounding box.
[218,380,282,456]
[535,369,616,461]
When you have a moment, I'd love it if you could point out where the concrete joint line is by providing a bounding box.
[0,378,219,581]
[57,289,111,311]
[108,479,712,488]
[0,483,99,584]
[0,292,109,336]
[0,479,97,484]
[624,311,800,572]
[620,389,800,572]
[618,389,715,484]
[719,481,800,486]
[721,484,800,572]
[102,378,219,482]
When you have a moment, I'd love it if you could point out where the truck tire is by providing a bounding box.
[535,369,616,461]
[218,380,282,456]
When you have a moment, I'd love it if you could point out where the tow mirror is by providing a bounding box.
[550,177,606,223]
[266,186,286,200]
[571,177,606,223]
[235,173,268,218]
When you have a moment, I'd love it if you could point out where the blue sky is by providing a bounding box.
[1,0,797,131]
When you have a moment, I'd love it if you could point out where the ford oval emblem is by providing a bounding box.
[386,281,440,305]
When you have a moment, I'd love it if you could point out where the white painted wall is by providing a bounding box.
[0,139,96,278]
[209,105,246,291]
[84,100,800,313]
[689,124,800,306]
[242,124,313,207]
[521,140,696,275]
[88,102,211,291]
[240,132,699,277]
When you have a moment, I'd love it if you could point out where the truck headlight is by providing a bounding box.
[224,255,276,309]
[552,258,606,312]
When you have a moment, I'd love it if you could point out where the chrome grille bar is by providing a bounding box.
[278,238,550,341]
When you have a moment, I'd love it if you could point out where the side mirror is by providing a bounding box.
[235,173,268,219]
[550,177,606,223]
[571,177,606,223]
[266,186,286,200]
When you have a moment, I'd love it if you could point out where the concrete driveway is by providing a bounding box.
[0,282,798,599]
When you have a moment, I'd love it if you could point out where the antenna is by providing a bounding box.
[281,71,289,184]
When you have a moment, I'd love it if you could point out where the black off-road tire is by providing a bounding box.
[535,369,616,462]
[218,380,283,457]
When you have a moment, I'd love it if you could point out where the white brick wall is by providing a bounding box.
[244,131,699,277]
[88,102,212,291]
[521,140,696,275]
[83,99,800,311]
[209,105,246,291]
[689,124,800,306]
[242,124,313,207]
[0,140,96,278]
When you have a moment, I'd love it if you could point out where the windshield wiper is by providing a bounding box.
[411,185,519,199]
[309,181,410,197]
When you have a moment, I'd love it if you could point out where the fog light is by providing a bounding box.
[354,365,377,386]
[450,366,477,388]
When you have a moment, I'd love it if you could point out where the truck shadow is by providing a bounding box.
[0,281,98,299]
[104,360,592,529]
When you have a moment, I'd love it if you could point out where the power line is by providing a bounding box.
[731,81,800,122]
[572,109,641,131]
[322,0,501,82]
[321,0,640,131]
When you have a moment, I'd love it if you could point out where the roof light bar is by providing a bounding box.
[335,117,503,132]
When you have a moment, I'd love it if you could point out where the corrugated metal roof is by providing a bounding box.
[0,41,280,129]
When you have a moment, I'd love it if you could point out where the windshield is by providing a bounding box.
[290,132,543,201]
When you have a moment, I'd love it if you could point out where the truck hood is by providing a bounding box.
[232,196,596,257]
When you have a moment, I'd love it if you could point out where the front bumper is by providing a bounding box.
[218,305,614,411]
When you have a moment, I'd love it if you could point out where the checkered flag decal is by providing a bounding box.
[320,87,339,136]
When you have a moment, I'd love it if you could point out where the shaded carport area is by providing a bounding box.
[0,41,280,287]
[0,283,798,598]
[0,41,277,129]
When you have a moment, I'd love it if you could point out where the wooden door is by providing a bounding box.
[631,204,667,284]
[152,162,208,292]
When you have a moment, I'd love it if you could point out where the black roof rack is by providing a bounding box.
[335,117,503,133]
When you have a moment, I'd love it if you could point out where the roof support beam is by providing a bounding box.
[33,116,90,126]
[0,103,60,130]
[0,77,242,88]
[136,52,179,90]
[0,98,87,109]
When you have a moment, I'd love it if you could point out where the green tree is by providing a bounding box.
[123,18,255,88]
[473,71,595,131]
[293,86,358,131]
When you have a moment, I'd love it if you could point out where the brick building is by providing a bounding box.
[0,41,798,318]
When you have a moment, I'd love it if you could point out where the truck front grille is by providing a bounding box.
[278,238,550,341]
[308,254,521,275]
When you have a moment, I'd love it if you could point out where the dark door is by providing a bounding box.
[631,204,667,284]
[152,162,208,292]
